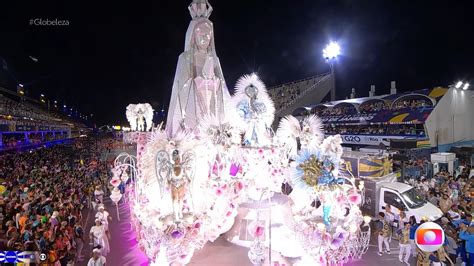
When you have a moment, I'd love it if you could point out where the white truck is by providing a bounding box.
[360,175,443,223]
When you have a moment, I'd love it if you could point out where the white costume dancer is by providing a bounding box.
[95,205,111,231]
[166,0,231,135]
[89,219,110,256]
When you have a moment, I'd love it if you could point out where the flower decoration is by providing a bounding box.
[348,193,362,205]
[110,178,121,187]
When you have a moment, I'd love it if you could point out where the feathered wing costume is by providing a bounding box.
[165,12,231,136]
[300,114,324,148]
[232,74,275,147]
[140,128,198,220]
[198,112,241,147]
[126,104,137,131]
[276,115,301,157]
[276,114,324,157]
[142,103,154,131]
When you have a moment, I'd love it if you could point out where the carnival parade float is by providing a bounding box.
[114,1,370,265]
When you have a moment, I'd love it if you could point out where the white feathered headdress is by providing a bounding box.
[141,127,197,186]
[198,114,241,146]
[320,134,343,161]
[276,114,324,155]
[300,114,324,147]
[232,73,275,128]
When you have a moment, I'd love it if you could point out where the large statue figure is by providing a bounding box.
[126,103,154,131]
[166,0,231,136]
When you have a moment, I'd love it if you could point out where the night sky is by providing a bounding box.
[0,0,472,125]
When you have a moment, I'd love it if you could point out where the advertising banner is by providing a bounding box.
[320,107,433,124]
[334,134,419,146]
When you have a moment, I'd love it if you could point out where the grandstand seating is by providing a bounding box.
[268,72,333,119]
[0,88,88,149]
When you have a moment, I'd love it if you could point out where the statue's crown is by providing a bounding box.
[189,0,213,19]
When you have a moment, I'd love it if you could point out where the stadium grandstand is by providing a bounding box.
[287,82,474,152]
[0,86,89,150]
[267,72,334,123]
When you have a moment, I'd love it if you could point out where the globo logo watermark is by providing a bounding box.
[415,222,445,252]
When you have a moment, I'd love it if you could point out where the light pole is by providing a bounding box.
[323,41,341,101]
[451,81,470,145]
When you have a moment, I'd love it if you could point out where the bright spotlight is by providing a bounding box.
[455,81,463,89]
[463,83,470,90]
[323,41,341,60]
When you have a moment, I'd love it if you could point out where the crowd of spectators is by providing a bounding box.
[269,77,323,111]
[325,124,425,136]
[2,132,69,149]
[0,94,86,142]
[359,101,388,113]
[396,167,474,265]
[392,99,432,111]
[0,137,114,265]
[305,98,434,118]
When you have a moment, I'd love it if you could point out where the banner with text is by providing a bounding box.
[320,107,433,124]
[334,135,411,146]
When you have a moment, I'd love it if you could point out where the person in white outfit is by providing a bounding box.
[95,205,112,231]
[399,222,411,265]
[87,248,106,266]
[89,219,110,256]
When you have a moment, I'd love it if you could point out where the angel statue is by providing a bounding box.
[155,146,196,221]
[233,74,275,147]
[166,0,232,136]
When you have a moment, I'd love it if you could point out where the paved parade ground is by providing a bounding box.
[79,197,424,266]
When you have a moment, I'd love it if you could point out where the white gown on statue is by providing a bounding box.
[165,17,231,136]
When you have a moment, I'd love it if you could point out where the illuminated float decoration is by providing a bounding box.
[288,135,370,265]
[120,0,370,265]
[126,103,154,131]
